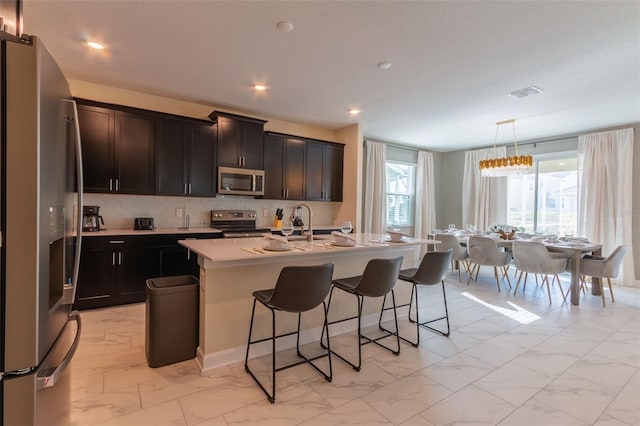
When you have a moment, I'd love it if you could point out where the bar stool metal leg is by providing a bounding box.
[244,263,334,403]
[396,250,453,346]
[322,288,400,371]
[321,257,404,371]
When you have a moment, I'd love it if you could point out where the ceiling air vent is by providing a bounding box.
[508,86,544,99]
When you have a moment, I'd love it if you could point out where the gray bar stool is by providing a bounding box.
[244,263,334,403]
[320,256,403,371]
[395,249,453,346]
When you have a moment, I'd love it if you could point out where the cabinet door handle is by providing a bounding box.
[109,240,125,244]
[187,249,191,260]
[112,252,116,266]
[238,156,242,166]
[286,189,289,198]
[118,252,122,265]
[115,178,119,191]
[188,183,192,194]
[109,178,113,191]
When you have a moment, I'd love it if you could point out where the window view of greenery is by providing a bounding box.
[386,161,415,227]
[507,157,578,235]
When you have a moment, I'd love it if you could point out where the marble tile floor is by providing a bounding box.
[68,270,640,425]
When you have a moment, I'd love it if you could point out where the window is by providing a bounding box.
[507,154,578,234]
[385,161,415,227]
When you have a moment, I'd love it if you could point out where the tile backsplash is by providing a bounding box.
[84,193,341,230]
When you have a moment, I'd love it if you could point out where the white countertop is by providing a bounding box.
[83,224,348,237]
[179,233,436,263]
[268,224,343,232]
[82,227,223,237]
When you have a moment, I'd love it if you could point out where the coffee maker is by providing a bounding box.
[82,205,105,232]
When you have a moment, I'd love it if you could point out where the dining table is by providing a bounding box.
[539,241,602,305]
[439,233,603,306]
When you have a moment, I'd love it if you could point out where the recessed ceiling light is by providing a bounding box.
[253,84,267,92]
[348,108,361,115]
[277,21,294,32]
[377,61,392,70]
[87,41,105,50]
[508,86,543,99]
[559,162,565,166]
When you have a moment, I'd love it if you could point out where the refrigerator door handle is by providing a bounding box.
[62,99,83,305]
[37,312,82,389]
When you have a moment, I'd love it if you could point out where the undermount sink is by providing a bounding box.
[313,235,333,240]
[286,235,308,241]
[286,234,332,241]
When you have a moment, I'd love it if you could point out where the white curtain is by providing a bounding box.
[363,140,387,235]
[462,147,508,230]
[415,151,436,238]
[578,128,635,286]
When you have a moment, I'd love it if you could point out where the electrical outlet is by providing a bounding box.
[175,207,183,218]
[263,208,269,217]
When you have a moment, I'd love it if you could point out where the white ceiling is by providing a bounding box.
[22,1,640,151]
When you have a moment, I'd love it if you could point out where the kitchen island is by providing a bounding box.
[180,234,431,372]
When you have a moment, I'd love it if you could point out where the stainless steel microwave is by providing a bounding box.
[217,166,265,196]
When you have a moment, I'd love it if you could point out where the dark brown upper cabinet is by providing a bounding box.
[76,99,215,197]
[209,111,267,170]
[77,101,155,194]
[305,141,344,202]
[155,118,216,197]
[263,132,306,200]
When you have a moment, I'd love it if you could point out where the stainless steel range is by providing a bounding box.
[210,209,271,238]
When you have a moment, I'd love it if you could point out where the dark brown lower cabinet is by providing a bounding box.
[73,233,218,310]
[75,248,114,309]
[159,246,199,278]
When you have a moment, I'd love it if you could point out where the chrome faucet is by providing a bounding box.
[292,203,313,242]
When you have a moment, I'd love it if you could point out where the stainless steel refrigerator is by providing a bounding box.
[1,32,83,425]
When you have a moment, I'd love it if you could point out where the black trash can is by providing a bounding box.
[145,275,199,368]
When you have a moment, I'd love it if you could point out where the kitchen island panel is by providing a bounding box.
[180,235,423,372]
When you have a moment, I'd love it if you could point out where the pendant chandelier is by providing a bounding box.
[479,119,532,177]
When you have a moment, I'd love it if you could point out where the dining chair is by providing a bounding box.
[511,241,570,304]
[466,236,512,292]
[244,263,334,403]
[321,256,403,371]
[434,233,470,282]
[580,245,628,307]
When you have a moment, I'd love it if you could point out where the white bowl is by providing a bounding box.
[333,235,355,246]
[267,240,289,250]
[387,231,406,242]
